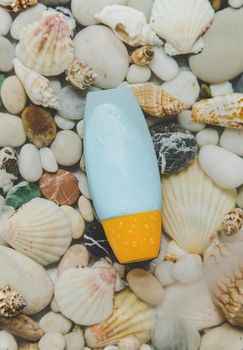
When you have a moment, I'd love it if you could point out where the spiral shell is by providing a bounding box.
[0,285,26,317]
[65,60,97,90]
[130,46,154,66]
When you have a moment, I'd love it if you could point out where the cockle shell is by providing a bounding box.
[118,336,140,350]
[65,60,97,90]
[85,288,156,347]
[0,285,26,317]
[150,0,215,56]
[130,83,189,117]
[95,5,162,47]
[16,10,74,76]
[55,261,116,326]
[162,159,236,254]
[130,46,154,66]
[192,93,243,129]
[0,198,72,266]
[0,0,37,12]
[13,59,59,110]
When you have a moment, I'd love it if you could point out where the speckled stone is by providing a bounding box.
[39,169,80,205]
[0,147,18,194]
[5,181,41,209]
[22,106,56,148]
[151,123,198,174]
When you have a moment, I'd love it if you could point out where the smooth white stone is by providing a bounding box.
[149,47,179,82]
[1,76,27,115]
[54,114,75,130]
[140,345,152,350]
[0,8,12,36]
[49,78,61,95]
[38,332,65,350]
[51,130,82,166]
[210,81,233,97]
[0,113,26,147]
[65,326,84,350]
[40,147,58,173]
[76,120,84,139]
[199,145,243,189]
[178,110,205,132]
[0,37,14,72]
[127,0,154,20]
[220,128,243,156]
[228,0,243,8]
[196,128,219,147]
[57,86,86,120]
[154,261,176,287]
[39,311,72,335]
[10,4,47,40]
[0,331,17,350]
[78,195,94,222]
[19,144,43,182]
[172,254,204,284]
[126,64,151,84]
[77,172,92,200]
[161,71,200,106]
[0,195,5,206]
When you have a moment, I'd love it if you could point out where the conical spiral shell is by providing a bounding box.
[130,46,154,66]
[55,263,116,326]
[85,288,156,348]
[16,10,74,76]
[0,0,37,12]
[130,83,189,117]
[162,160,236,254]
[1,198,72,266]
[192,93,243,129]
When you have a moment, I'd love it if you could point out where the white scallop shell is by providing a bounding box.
[157,278,224,331]
[54,263,117,326]
[13,58,59,109]
[150,0,215,55]
[16,10,74,76]
[162,160,236,254]
[1,198,72,266]
[95,5,162,47]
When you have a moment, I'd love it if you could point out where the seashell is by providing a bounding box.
[118,336,140,350]
[150,0,215,56]
[54,262,116,326]
[192,93,243,129]
[13,59,59,110]
[218,208,243,237]
[95,5,162,47]
[157,278,224,330]
[0,0,37,12]
[85,288,156,347]
[130,46,154,66]
[165,240,187,262]
[130,83,189,117]
[16,10,74,76]
[0,285,26,317]
[0,197,72,266]
[65,60,97,91]
[162,159,236,254]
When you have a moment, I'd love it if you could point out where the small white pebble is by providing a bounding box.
[178,110,205,132]
[0,330,17,350]
[196,128,219,147]
[40,147,58,173]
[77,172,92,200]
[104,346,118,350]
[39,312,72,335]
[49,78,61,95]
[172,254,203,284]
[210,81,233,97]
[0,195,5,206]
[0,8,12,36]
[64,326,84,350]
[78,195,94,222]
[38,332,65,350]
[140,345,152,350]
[80,155,86,173]
[228,0,243,8]
[76,119,84,139]
[126,64,151,84]
[54,114,75,130]
[154,261,176,287]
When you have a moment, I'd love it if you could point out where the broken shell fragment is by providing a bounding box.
[130,46,154,66]
[0,285,26,317]
[0,0,37,12]
[66,60,97,90]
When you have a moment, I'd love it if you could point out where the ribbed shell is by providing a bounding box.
[118,336,140,350]
[162,160,236,254]
[16,10,74,76]
[54,264,116,326]
[150,0,214,55]
[85,289,156,347]
[1,198,72,266]
[0,0,37,11]
[130,83,189,117]
[192,93,243,129]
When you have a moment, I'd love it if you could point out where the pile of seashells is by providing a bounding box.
[0,0,243,349]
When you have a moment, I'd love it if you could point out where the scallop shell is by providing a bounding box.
[65,60,98,90]
[130,46,154,66]
[162,160,236,254]
[165,240,187,262]
[55,261,116,326]
[150,0,215,55]
[95,5,162,47]
[157,278,224,331]
[0,197,72,266]
[118,336,140,350]
[13,58,59,110]
[204,237,243,326]
[130,83,189,117]
[0,0,37,12]
[85,288,156,347]
[0,284,26,317]
[16,10,74,76]
[192,93,243,129]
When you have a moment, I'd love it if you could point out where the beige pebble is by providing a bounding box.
[1,76,27,114]
[39,312,72,335]
[0,195,5,206]
[50,297,60,313]
[65,326,84,350]
[78,196,94,222]
[79,155,86,173]
[61,205,85,239]
[0,37,14,72]
[126,268,164,306]
[38,332,65,350]
[77,172,91,199]
[58,244,89,275]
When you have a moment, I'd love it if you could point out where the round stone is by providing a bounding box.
[1,76,27,115]
[54,114,75,130]
[38,333,65,350]
[19,144,43,182]
[126,64,151,84]
[149,47,178,82]
[178,110,205,132]
[57,86,86,121]
[39,169,80,205]
[39,311,72,335]
[196,128,219,147]
[220,128,243,156]
[210,81,233,97]
[154,261,176,287]
[0,36,14,72]
[40,147,58,173]
[5,181,41,209]
[51,130,82,166]
[0,8,12,36]
[172,254,204,284]
[0,113,26,147]
[126,268,164,305]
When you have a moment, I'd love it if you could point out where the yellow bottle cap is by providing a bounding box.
[102,210,162,264]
